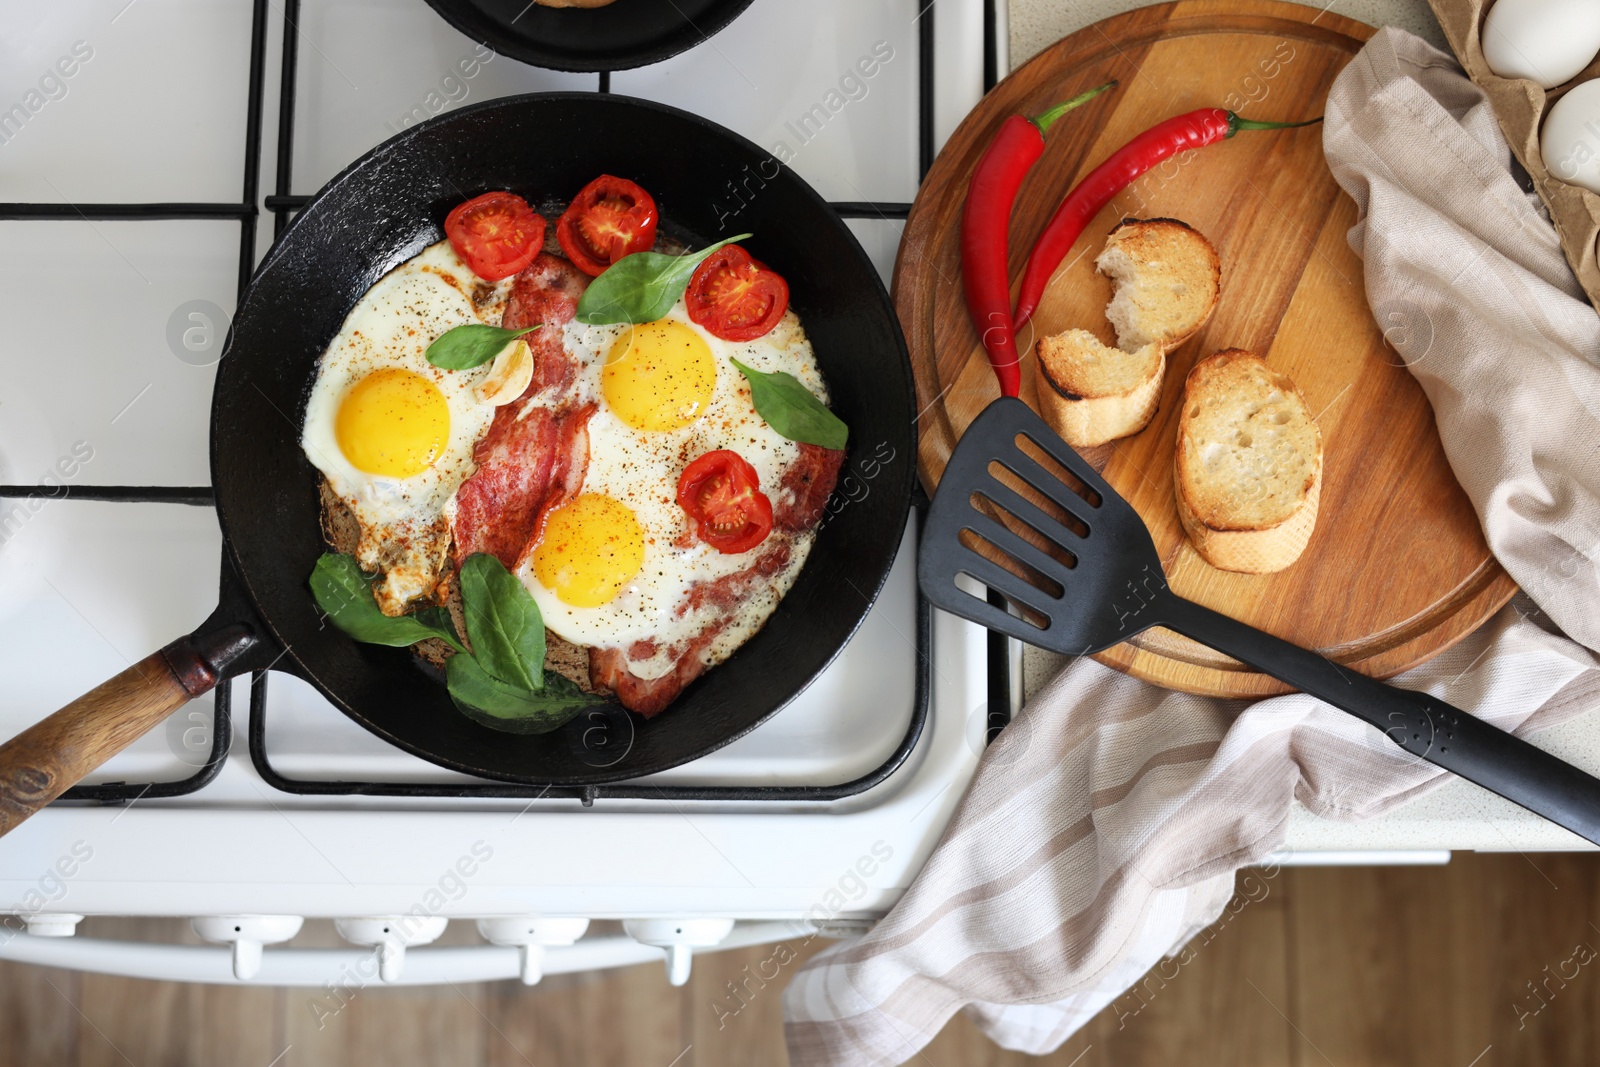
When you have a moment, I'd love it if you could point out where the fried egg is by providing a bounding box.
[301,241,513,614]
[519,303,825,680]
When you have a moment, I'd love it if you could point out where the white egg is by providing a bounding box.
[1541,78,1600,193]
[301,241,514,613]
[1483,0,1600,89]
[518,303,824,680]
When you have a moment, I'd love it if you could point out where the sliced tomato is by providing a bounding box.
[677,450,774,555]
[555,175,659,276]
[684,245,789,342]
[444,192,545,282]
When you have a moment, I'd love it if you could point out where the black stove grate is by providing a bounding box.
[0,0,1009,805]
[0,0,271,802]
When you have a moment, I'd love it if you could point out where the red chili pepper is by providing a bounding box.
[1013,109,1322,327]
[961,81,1116,399]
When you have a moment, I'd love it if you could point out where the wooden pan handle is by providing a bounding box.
[0,624,257,838]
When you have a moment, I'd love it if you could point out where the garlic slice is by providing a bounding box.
[474,338,535,406]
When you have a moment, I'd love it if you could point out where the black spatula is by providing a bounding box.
[919,396,1600,845]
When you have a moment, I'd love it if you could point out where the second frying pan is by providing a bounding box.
[422,0,757,73]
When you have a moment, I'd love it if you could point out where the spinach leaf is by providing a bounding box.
[310,553,611,736]
[309,553,465,653]
[575,234,752,326]
[457,553,544,690]
[425,323,539,370]
[446,655,606,735]
[730,358,849,450]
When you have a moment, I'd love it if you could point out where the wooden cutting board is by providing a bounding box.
[894,0,1518,698]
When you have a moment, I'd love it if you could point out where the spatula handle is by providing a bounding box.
[1161,595,1600,846]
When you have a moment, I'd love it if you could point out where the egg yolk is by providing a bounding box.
[335,368,450,478]
[533,493,647,607]
[602,318,716,432]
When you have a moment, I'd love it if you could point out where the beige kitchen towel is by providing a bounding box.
[785,608,1598,1063]
[1330,29,1600,651]
[784,28,1600,1066]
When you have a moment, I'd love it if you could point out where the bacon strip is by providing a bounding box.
[451,255,592,569]
[774,444,847,531]
[677,542,792,617]
[591,639,719,719]
[501,252,588,398]
[453,402,594,569]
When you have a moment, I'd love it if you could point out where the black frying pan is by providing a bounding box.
[422,0,756,73]
[0,94,914,835]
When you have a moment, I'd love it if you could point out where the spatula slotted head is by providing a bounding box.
[918,397,1168,656]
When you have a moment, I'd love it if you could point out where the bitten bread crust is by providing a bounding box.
[1034,329,1165,446]
[1096,217,1222,352]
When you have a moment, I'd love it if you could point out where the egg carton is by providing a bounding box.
[1426,0,1600,311]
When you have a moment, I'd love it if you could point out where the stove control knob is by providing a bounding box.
[25,913,83,938]
[623,918,735,987]
[191,915,305,980]
[334,916,448,982]
[475,917,590,985]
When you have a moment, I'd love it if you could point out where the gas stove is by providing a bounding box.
[0,0,1002,986]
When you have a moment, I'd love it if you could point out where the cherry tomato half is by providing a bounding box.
[444,191,546,282]
[555,175,659,277]
[677,450,774,555]
[684,245,789,342]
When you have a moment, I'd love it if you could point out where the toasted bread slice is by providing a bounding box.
[1096,218,1221,351]
[1174,350,1321,573]
[1034,329,1164,446]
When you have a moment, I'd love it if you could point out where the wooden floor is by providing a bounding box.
[5,852,1600,1066]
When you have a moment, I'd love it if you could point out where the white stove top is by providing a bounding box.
[0,0,998,980]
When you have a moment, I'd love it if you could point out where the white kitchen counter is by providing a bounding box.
[1008,0,1600,855]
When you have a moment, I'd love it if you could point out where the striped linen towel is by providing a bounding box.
[783,28,1600,1065]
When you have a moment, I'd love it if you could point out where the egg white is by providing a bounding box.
[519,302,826,680]
[301,240,514,614]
